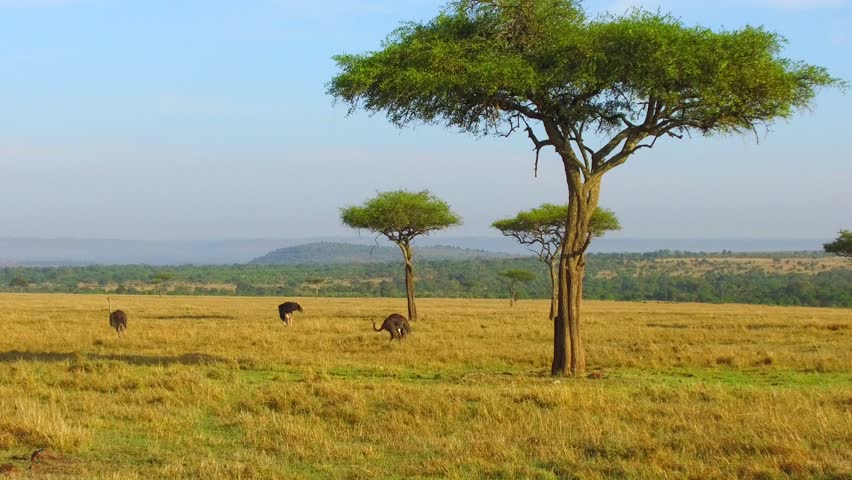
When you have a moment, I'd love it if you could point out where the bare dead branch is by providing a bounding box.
[523,121,555,177]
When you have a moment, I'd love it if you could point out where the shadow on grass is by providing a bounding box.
[144,314,236,320]
[0,350,232,366]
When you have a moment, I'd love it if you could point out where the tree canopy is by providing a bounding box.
[499,269,537,283]
[330,0,840,177]
[340,190,461,242]
[493,204,620,260]
[824,230,852,258]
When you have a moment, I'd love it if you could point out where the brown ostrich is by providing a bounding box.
[29,447,48,470]
[278,301,303,326]
[372,313,411,342]
[107,297,127,338]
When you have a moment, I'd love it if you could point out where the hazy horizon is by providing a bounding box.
[0,236,835,267]
[1,0,849,242]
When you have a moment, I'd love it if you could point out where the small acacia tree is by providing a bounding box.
[493,204,619,319]
[824,230,852,257]
[151,271,173,296]
[329,0,841,376]
[499,269,536,306]
[305,277,329,296]
[341,190,461,320]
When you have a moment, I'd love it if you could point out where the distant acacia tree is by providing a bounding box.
[329,0,841,376]
[304,277,329,296]
[493,204,619,319]
[341,190,461,320]
[499,269,536,306]
[150,271,173,295]
[824,230,852,258]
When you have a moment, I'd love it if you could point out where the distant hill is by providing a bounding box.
[0,236,828,266]
[249,242,518,265]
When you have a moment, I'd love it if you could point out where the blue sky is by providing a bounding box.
[0,0,849,241]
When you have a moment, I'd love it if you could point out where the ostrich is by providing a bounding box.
[29,447,48,470]
[373,313,411,342]
[107,297,127,338]
[278,301,303,326]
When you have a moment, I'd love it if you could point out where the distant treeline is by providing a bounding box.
[2,251,849,308]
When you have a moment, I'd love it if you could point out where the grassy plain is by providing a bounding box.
[0,293,850,479]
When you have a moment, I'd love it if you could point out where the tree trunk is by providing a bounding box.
[552,254,569,375]
[400,243,418,321]
[562,252,587,376]
[549,257,559,320]
[552,171,600,377]
[509,281,517,306]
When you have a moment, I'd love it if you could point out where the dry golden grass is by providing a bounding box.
[0,293,850,479]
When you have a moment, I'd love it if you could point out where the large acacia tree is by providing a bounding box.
[329,0,840,376]
[341,190,461,321]
[823,230,851,258]
[493,204,619,320]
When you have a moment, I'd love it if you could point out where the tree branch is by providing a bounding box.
[603,112,637,129]
[497,98,546,121]
[543,119,588,177]
[595,118,691,176]
[595,134,644,176]
[519,118,555,177]
[642,96,657,127]
[569,124,593,172]
[591,124,634,169]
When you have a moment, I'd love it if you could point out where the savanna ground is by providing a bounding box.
[0,294,849,479]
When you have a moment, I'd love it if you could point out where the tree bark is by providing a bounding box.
[509,281,517,306]
[552,256,569,375]
[399,242,418,321]
[552,170,600,377]
[549,257,559,320]
[563,251,587,376]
